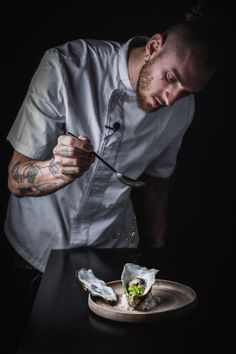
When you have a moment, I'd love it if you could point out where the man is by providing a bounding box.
[5,18,220,272]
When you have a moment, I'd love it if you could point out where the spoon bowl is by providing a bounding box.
[93,152,146,188]
[116,172,146,188]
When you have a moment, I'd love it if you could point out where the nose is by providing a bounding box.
[163,87,183,106]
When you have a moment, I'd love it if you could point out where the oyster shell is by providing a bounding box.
[121,263,159,310]
[76,268,118,304]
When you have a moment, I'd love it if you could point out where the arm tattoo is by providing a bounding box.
[60,147,69,154]
[19,187,35,194]
[49,158,59,176]
[12,161,24,183]
[12,161,39,183]
[19,182,59,196]
[10,158,68,196]
[26,166,40,183]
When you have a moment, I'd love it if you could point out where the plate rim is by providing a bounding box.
[88,278,198,323]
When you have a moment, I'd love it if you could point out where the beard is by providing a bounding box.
[136,61,156,113]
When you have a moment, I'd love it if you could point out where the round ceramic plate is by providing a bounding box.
[88,279,197,323]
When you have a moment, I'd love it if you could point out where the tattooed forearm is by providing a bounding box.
[12,161,39,183]
[9,157,71,197]
[12,161,24,183]
[26,166,40,183]
[19,182,63,196]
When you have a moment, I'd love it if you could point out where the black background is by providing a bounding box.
[0,1,233,352]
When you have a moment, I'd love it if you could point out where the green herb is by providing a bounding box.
[127,284,145,297]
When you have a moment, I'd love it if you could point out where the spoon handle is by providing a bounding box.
[66,131,117,174]
[92,151,117,173]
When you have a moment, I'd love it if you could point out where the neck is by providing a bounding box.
[128,46,146,90]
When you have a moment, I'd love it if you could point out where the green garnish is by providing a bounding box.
[127,284,145,297]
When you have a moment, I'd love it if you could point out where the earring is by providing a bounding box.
[144,55,149,63]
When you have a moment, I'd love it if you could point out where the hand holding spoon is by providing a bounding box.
[66,132,146,188]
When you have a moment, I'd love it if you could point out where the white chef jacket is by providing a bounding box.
[5,36,195,271]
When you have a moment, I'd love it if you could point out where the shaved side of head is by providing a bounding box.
[162,18,222,71]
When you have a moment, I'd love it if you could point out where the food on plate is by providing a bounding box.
[120,263,159,311]
[76,262,159,311]
[76,268,118,304]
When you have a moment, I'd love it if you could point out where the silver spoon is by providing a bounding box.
[66,132,146,188]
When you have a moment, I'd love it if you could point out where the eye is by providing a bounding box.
[166,72,178,83]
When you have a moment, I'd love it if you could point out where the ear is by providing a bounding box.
[146,33,165,56]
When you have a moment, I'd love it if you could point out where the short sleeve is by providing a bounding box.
[6,49,67,160]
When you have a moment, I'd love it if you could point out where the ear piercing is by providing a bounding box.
[144,55,149,63]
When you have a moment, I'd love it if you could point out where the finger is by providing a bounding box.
[58,165,83,176]
[54,158,88,175]
[55,155,94,167]
[77,135,94,153]
[54,145,92,159]
[57,163,92,177]
[59,134,93,152]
